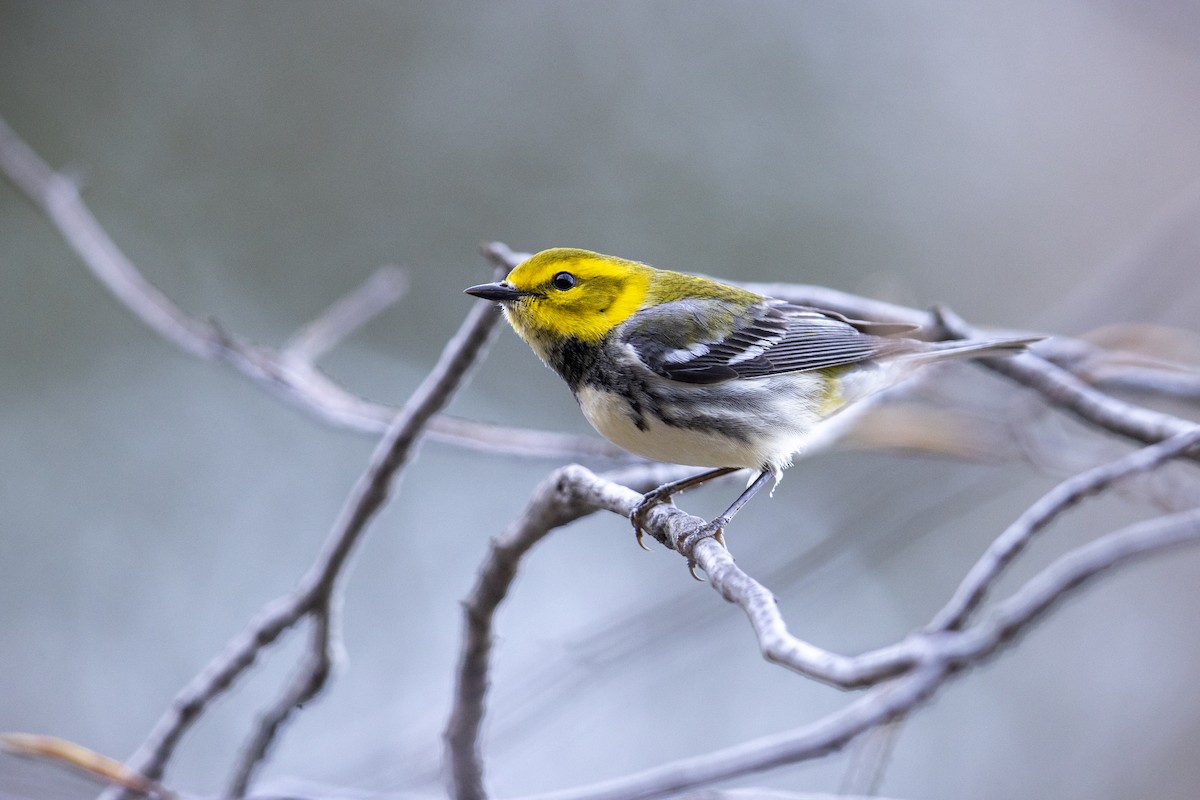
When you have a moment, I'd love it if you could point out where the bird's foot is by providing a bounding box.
[679,519,727,581]
[630,485,679,550]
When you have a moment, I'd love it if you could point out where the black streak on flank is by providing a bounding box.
[548,337,650,431]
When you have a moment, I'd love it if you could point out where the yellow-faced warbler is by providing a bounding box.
[466,248,1037,560]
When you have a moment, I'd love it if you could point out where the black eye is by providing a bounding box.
[551,272,576,291]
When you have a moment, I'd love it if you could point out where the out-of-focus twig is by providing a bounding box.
[114,295,502,798]
[933,307,1200,456]
[0,116,626,463]
[1041,331,1200,403]
[928,427,1200,632]
[0,733,177,800]
[282,265,410,364]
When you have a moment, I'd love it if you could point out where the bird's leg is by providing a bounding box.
[630,466,740,549]
[679,470,774,578]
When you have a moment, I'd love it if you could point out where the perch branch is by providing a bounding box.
[513,500,1200,800]
[449,446,1200,798]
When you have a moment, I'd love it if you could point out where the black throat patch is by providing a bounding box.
[546,337,602,392]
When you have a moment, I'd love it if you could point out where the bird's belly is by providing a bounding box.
[575,383,816,469]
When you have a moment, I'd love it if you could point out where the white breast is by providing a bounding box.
[575,381,825,471]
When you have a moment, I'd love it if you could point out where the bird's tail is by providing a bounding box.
[900,335,1043,366]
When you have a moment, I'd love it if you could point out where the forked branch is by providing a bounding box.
[448,450,1200,799]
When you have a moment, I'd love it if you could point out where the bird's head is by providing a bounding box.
[465,248,654,350]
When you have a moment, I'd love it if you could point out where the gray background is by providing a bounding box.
[2,3,1200,799]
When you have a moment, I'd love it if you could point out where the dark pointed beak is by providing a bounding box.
[464,281,529,302]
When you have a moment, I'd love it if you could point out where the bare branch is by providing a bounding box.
[934,307,1198,450]
[450,454,1200,800]
[511,668,947,800]
[679,791,910,800]
[929,427,1200,632]
[1089,365,1200,401]
[0,734,177,800]
[118,298,501,795]
[226,606,336,797]
[512,511,1200,800]
[1041,334,1200,402]
[0,114,217,359]
[937,506,1200,668]
[480,240,530,271]
[444,462,699,800]
[0,117,619,464]
[283,265,410,364]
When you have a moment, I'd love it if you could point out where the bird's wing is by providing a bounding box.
[622,300,917,385]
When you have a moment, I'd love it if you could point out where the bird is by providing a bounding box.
[465,247,1038,567]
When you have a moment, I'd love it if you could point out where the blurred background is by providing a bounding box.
[2,3,1200,799]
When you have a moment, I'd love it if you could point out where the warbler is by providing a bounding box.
[466,248,1037,559]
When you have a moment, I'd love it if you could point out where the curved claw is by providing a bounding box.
[679,520,728,579]
[634,527,652,552]
[629,489,676,550]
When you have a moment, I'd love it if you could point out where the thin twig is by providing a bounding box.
[224,296,502,796]
[1042,337,1200,403]
[940,507,1200,666]
[928,427,1200,632]
[0,114,217,358]
[117,298,502,796]
[444,462,684,800]
[226,603,335,797]
[511,668,947,800]
[679,791,911,800]
[0,116,620,463]
[1090,366,1200,401]
[283,265,410,364]
[934,306,1199,453]
[480,241,529,271]
[0,733,178,800]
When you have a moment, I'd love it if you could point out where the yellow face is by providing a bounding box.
[500,248,654,344]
